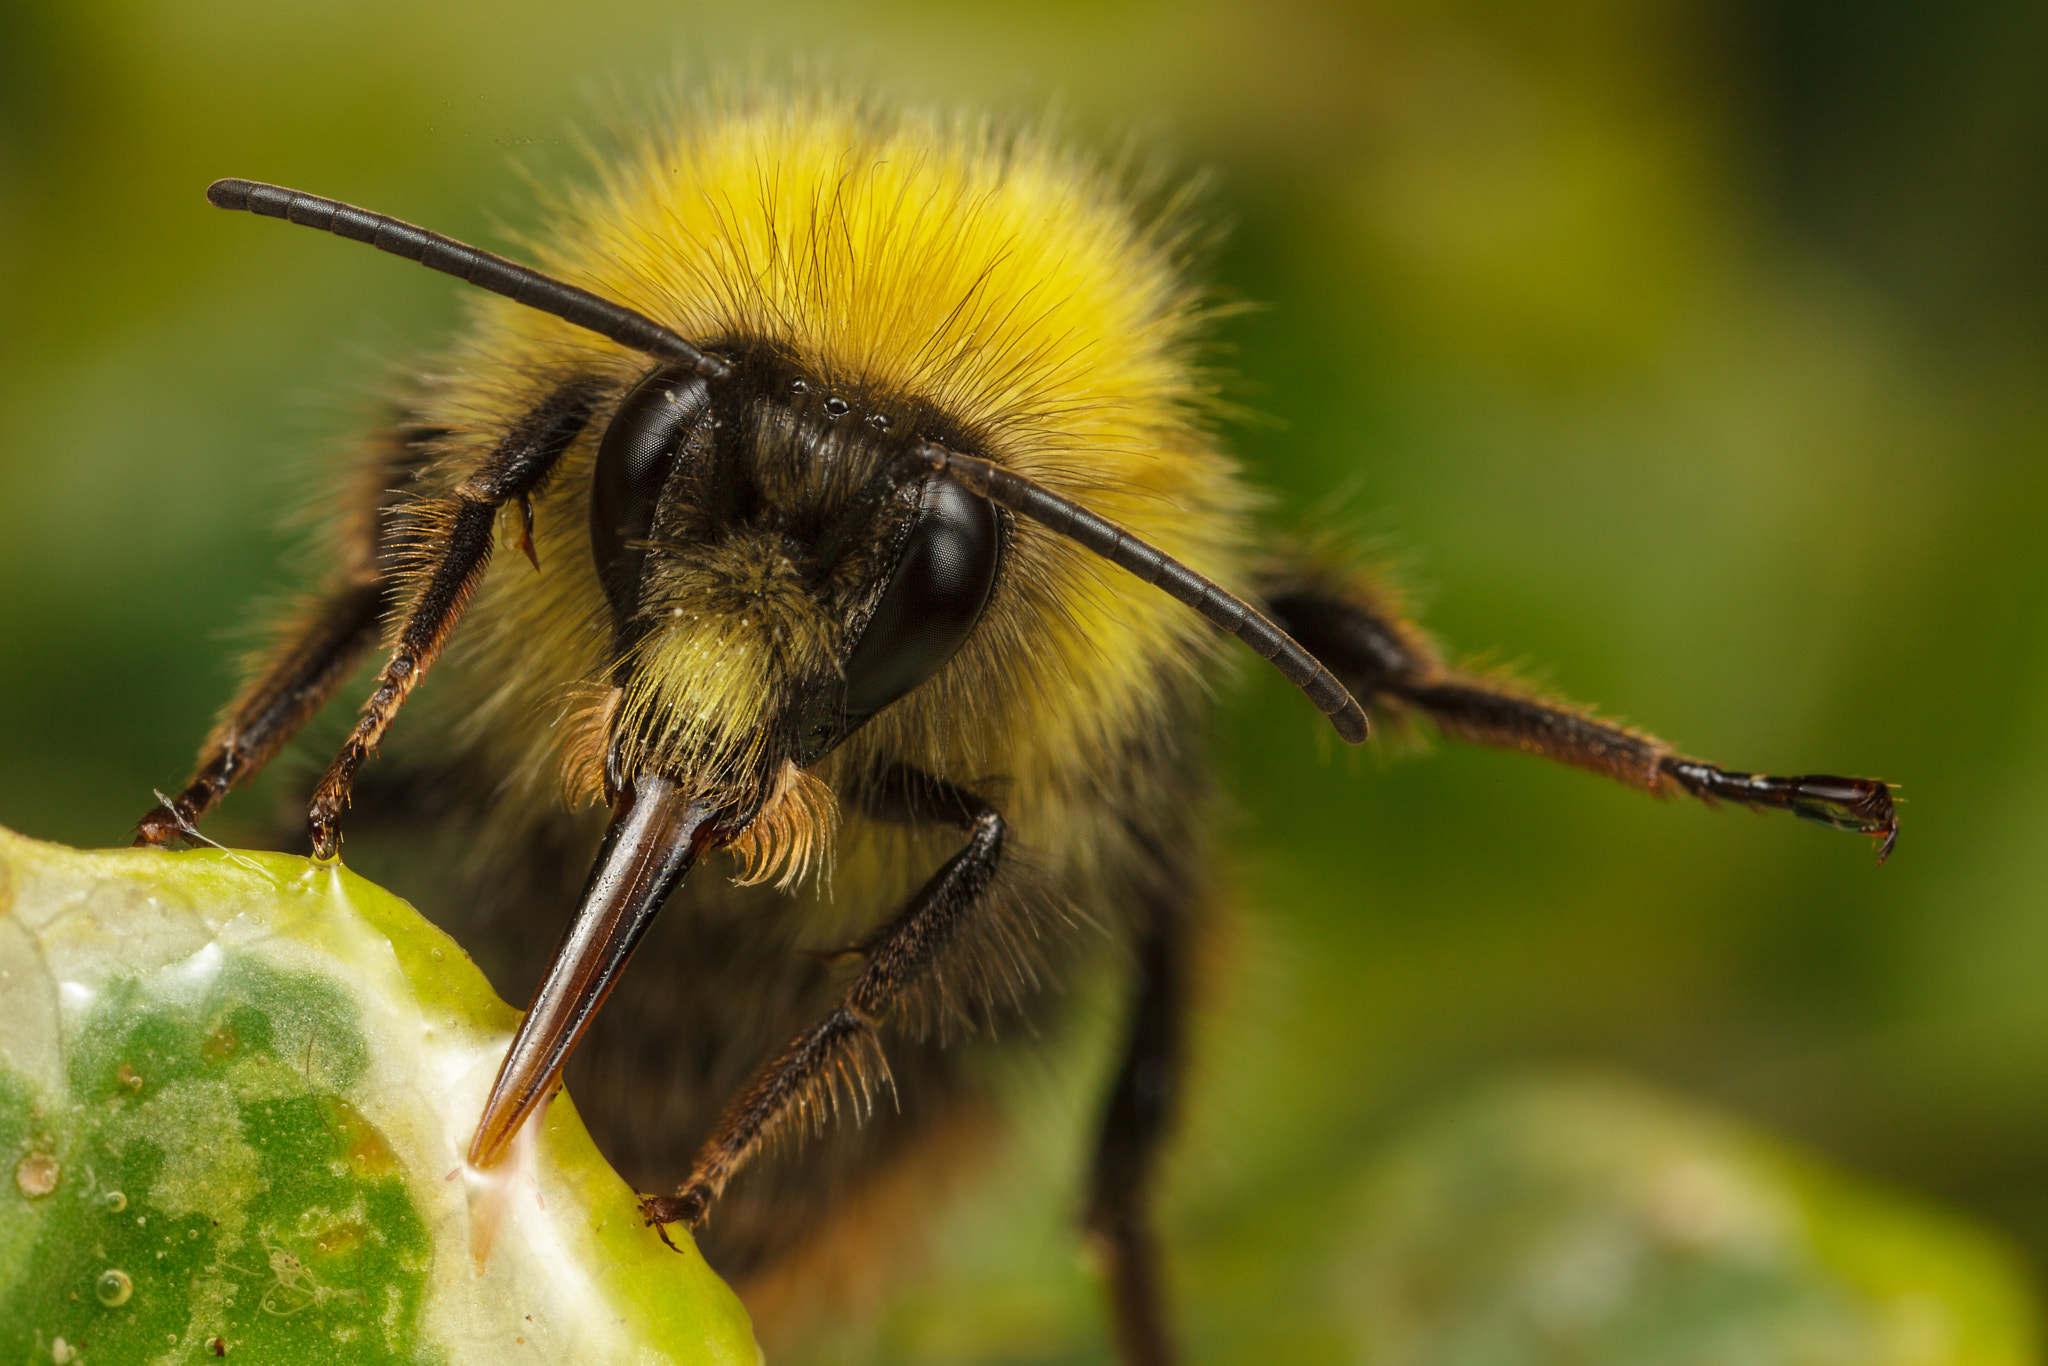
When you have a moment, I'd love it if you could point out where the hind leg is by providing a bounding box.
[1085,883,1197,1366]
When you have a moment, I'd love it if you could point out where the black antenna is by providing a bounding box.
[205,179,729,378]
[916,444,1370,744]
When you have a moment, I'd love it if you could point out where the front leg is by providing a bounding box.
[641,765,1006,1232]
[304,378,598,858]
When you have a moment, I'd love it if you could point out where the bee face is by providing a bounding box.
[589,340,1003,804]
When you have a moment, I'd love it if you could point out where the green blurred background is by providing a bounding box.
[1,0,2044,1360]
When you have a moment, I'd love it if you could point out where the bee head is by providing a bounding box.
[202,176,1364,829]
[589,342,1002,814]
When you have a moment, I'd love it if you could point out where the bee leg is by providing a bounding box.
[134,420,445,848]
[134,584,391,848]
[1085,881,1193,1366]
[302,379,598,859]
[1264,579,1898,861]
[640,765,1005,1230]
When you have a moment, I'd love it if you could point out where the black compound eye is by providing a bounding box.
[839,475,1000,726]
[590,364,713,629]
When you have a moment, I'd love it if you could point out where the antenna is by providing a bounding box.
[206,179,728,377]
[917,443,1370,744]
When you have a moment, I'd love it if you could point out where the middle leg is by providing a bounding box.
[134,420,442,847]
[1263,572,1898,859]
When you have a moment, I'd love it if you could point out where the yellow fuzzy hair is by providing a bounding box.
[411,90,1255,879]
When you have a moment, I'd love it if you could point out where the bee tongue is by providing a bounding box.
[467,773,721,1170]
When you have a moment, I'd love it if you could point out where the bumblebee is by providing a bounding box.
[135,93,1896,1364]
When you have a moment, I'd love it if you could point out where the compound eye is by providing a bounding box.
[591,364,713,628]
[840,475,1000,724]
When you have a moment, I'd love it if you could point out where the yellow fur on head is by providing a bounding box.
[557,92,1213,452]
[611,525,837,801]
[427,87,1253,879]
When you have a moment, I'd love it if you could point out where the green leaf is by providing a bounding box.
[0,827,760,1365]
